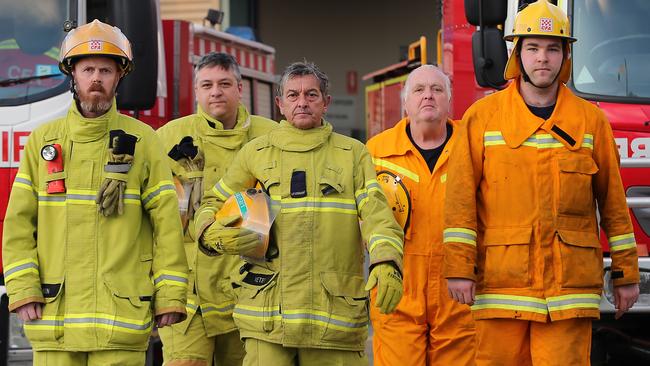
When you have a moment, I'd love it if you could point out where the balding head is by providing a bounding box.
[402,65,451,124]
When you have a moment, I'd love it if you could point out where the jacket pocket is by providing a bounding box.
[261,161,282,197]
[319,272,368,345]
[104,279,153,347]
[557,230,603,288]
[557,154,598,216]
[23,282,65,343]
[482,227,532,288]
[320,165,345,196]
[233,267,279,333]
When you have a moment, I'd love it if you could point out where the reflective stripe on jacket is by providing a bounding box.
[443,81,639,322]
[156,104,277,336]
[195,120,404,351]
[2,101,188,351]
[367,118,457,255]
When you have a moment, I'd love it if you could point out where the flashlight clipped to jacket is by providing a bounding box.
[41,144,65,194]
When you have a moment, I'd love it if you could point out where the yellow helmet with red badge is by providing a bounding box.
[504,0,576,83]
[59,19,133,76]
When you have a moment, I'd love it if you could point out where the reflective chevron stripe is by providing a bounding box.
[484,132,594,149]
[142,181,176,208]
[3,258,39,282]
[153,270,188,288]
[608,233,637,252]
[547,294,601,311]
[372,158,419,183]
[212,180,236,201]
[443,228,477,246]
[368,234,403,255]
[24,313,152,334]
[472,294,548,314]
[282,309,367,332]
[201,301,235,317]
[13,173,34,192]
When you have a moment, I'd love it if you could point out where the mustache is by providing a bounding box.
[89,84,106,93]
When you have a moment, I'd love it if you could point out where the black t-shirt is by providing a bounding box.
[527,103,556,120]
[406,123,452,173]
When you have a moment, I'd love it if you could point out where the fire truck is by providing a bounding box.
[365,0,650,363]
[0,0,276,364]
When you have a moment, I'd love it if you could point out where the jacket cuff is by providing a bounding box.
[443,242,477,281]
[443,257,477,281]
[195,215,216,245]
[611,248,640,287]
[8,295,45,312]
[369,250,403,273]
[155,306,188,323]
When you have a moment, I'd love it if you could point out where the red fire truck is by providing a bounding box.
[0,0,276,364]
[365,0,650,364]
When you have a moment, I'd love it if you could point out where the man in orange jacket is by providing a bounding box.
[367,65,476,366]
[444,1,640,365]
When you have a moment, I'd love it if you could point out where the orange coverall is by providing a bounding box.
[443,81,639,365]
[367,118,476,366]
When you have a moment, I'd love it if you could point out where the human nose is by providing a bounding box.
[538,49,549,63]
[296,93,309,106]
[210,85,223,97]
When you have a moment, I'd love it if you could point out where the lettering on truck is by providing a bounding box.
[617,138,650,159]
[0,129,29,168]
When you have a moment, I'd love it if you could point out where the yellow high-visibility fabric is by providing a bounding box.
[195,120,403,351]
[3,101,188,351]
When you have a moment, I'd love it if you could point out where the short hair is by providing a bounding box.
[194,52,242,83]
[401,64,452,103]
[277,61,329,97]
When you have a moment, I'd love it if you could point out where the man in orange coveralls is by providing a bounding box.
[444,1,640,365]
[366,64,476,366]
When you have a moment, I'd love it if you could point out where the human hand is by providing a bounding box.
[15,302,43,322]
[447,278,476,305]
[614,283,639,319]
[156,312,183,327]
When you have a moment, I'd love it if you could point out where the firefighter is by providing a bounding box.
[444,1,640,365]
[2,20,188,365]
[194,61,404,366]
[366,65,476,365]
[156,52,278,366]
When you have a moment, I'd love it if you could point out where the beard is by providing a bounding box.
[77,84,115,116]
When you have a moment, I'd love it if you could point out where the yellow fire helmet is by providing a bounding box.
[214,188,278,262]
[504,0,576,83]
[376,170,411,232]
[59,19,134,76]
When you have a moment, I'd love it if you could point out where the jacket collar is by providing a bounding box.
[197,103,251,135]
[197,103,251,149]
[66,98,116,142]
[269,120,332,152]
[502,81,585,151]
[373,117,455,158]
